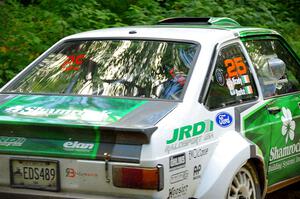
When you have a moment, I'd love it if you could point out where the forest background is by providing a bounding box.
[0,0,299,87]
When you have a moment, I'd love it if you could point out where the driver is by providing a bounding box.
[160,46,195,99]
[160,66,186,99]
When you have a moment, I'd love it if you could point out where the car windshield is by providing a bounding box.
[4,40,198,100]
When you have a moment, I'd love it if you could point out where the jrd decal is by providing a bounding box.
[165,120,214,153]
[166,120,214,144]
[166,132,214,153]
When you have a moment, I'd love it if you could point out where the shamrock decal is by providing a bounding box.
[281,107,296,144]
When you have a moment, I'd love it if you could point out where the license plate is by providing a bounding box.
[10,159,60,191]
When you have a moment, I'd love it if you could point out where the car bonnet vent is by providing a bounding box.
[158,17,240,26]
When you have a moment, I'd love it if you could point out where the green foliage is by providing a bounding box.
[0,0,299,87]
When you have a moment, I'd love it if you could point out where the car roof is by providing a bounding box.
[64,17,280,44]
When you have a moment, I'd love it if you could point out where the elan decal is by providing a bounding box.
[165,120,214,153]
[63,141,94,152]
[216,112,233,128]
[0,136,26,147]
[268,107,300,172]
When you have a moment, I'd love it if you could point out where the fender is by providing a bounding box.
[193,131,255,199]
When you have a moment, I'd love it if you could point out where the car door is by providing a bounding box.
[243,37,300,186]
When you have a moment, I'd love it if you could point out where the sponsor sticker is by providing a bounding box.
[169,153,186,171]
[165,120,214,153]
[226,78,253,96]
[0,136,26,147]
[226,75,250,87]
[193,164,201,180]
[65,168,98,178]
[170,170,188,184]
[215,68,225,86]
[63,141,94,152]
[216,112,233,128]
[168,184,188,199]
[5,106,111,122]
[268,107,300,172]
[188,148,208,160]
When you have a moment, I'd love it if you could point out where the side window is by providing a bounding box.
[205,44,258,109]
[244,39,300,97]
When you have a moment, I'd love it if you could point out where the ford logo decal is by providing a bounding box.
[216,112,233,128]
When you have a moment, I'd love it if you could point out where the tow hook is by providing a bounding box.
[104,152,111,183]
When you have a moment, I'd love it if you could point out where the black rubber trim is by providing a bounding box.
[250,145,256,158]
[2,37,201,103]
[0,123,157,145]
[199,43,218,104]
[99,126,158,144]
[234,101,258,133]
[157,164,164,191]
[158,17,211,25]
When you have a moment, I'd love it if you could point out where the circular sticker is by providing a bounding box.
[215,68,225,86]
[216,112,233,128]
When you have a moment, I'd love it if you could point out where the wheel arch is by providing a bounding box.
[192,131,265,199]
[248,156,268,198]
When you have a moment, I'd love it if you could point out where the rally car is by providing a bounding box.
[0,17,299,199]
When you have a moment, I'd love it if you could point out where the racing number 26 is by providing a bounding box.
[224,57,247,78]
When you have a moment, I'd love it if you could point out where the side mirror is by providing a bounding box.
[267,57,286,80]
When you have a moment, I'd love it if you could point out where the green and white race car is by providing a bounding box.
[0,17,299,199]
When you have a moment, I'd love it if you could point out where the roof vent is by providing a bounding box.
[157,17,240,26]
